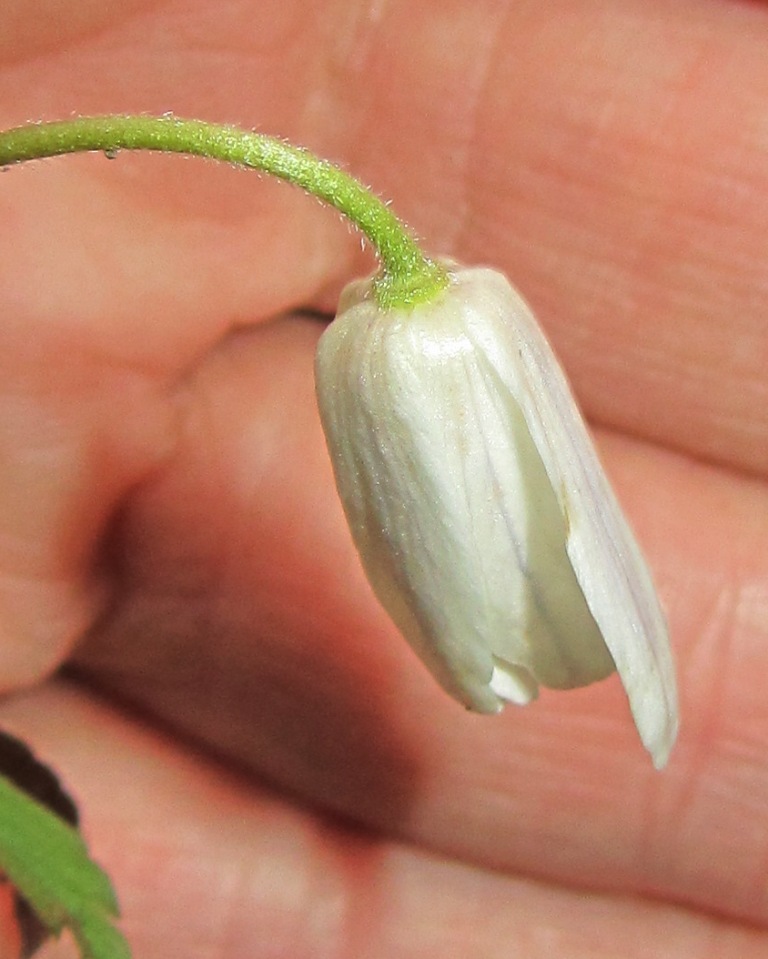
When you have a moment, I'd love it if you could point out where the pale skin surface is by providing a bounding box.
[0,0,767,955]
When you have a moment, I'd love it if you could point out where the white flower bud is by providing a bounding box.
[315,263,678,768]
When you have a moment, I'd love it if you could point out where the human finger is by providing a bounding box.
[75,313,768,926]
[2,682,766,959]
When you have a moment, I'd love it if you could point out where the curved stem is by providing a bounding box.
[0,115,449,308]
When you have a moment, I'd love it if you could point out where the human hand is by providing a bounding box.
[0,2,767,956]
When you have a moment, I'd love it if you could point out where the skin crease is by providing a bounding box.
[0,0,767,954]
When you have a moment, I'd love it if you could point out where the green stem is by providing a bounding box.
[0,115,449,308]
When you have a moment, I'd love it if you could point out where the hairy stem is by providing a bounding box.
[0,115,449,308]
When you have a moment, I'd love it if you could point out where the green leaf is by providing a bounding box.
[0,772,131,959]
